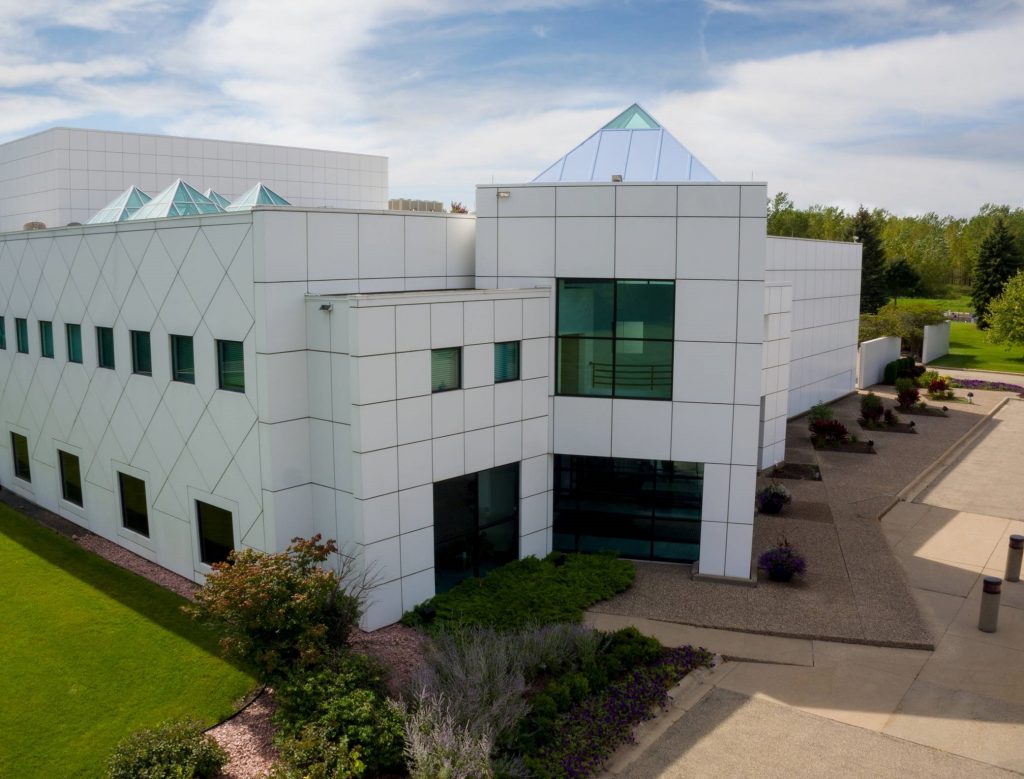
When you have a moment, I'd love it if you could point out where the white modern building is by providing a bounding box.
[0,106,861,628]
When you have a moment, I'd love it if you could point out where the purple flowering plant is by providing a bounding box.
[757,537,807,582]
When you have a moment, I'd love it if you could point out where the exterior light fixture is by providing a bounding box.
[497,190,511,198]
[611,174,623,182]
[967,392,974,404]
[319,303,333,312]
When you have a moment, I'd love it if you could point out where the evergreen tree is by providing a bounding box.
[851,206,887,313]
[971,217,1023,328]
[884,258,922,304]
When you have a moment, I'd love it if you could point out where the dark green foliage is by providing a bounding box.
[269,731,366,779]
[807,401,834,423]
[972,217,1023,328]
[859,392,884,422]
[272,653,405,776]
[883,356,917,384]
[885,258,922,302]
[851,206,889,314]
[861,303,946,357]
[402,552,635,633]
[106,720,227,779]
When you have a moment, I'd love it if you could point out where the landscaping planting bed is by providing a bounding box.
[810,438,876,454]
[899,405,949,417]
[858,420,917,434]
[768,462,822,481]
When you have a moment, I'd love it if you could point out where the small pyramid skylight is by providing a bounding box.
[204,189,231,209]
[534,102,716,183]
[225,182,290,211]
[128,179,225,220]
[87,186,152,223]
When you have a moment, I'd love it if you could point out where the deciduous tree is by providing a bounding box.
[987,271,1024,356]
[972,217,1023,328]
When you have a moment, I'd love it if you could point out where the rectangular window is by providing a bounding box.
[197,501,234,565]
[0,316,6,350]
[552,455,703,563]
[11,433,30,482]
[58,450,83,506]
[131,331,152,375]
[39,321,54,358]
[433,463,519,593]
[494,341,520,383]
[97,326,115,369]
[171,335,195,383]
[217,340,245,392]
[118,472,149,537]
[556,279,674,400]
[431,347,461,392]
[15,318,29,354]
[66,324,82,364]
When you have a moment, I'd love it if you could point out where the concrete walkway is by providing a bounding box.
[597,398,1024,777]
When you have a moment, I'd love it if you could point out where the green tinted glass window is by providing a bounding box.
[39,321,54,358]
[118,472,149,537]
[217,340,245,392]
[66,324,82,363]
[15,318,29,354]
[494,341,520,383]
[556,279,674,400]
[59,450,83,506]
[11,433,30,482]
[432,347,461,392]
[197,501,234,565]
[131,331,151,375]
[0,317,6,349]
[171,335,194,383]
[97,327,115,368]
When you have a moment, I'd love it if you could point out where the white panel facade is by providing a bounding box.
[0,128,388,232]
[857,336,902,389]
[766,236,862,416]
[922,321,951,364]
[759,282,792,469]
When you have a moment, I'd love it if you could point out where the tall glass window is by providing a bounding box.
[552,455,703,563]
[197,500,234,565]
[171,335,194,383]
[0,316,6,350]
[217,340,245,392]
[494,341,520,383]
[118,472,149,537]
[66,324,82,364]
[39,321,54,358]
[11,432,30,482]
[431,347,461,392]
[433,463,519,593]
[15,318,29,354]
[131,331,152,375]
[556,279,674,399]
[97,326,115,369]
[59,450,83,506]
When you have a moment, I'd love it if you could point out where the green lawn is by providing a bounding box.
[930,321,1024,373]
[890,294,971,311]
[0,506,256,778]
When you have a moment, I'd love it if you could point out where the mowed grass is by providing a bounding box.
[0,506,256,778]
[930,321,1024,373]
[889,294,971,311]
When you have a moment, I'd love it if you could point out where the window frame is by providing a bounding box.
[58,449,84,507]
[10,432,31,483]
[66,323,82,364]
[39,320,54,358]
[0,316,6,350]
[96,326,115,369]
[494,340,521,384]
[216,339,245,393]
[117,471,150,538]
[170,334,195,384]
[196,500,235,566]
[431,346,462,393]
[555,278,675,400]
[131,330,152,376]
[15,318,29,354]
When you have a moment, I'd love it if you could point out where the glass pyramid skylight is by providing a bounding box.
[204,189,232,209]
[87,186,152,223]
[225,182,290,211]
[534,103,716,183]
[128,179,226,220]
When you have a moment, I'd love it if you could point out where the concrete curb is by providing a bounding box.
[600,656,725,777]
[895,396,1016,504]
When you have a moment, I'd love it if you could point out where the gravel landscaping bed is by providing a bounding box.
[208,690,278,779]
[74,533,199,600]
[349,623,426,696]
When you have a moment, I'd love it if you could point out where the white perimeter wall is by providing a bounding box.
[479,182,767,579]
[305,288,551,629]
[766,236,862,416]
[857,336,901,389]
[923,321,951,364]
[760,282,792,469]
[0,128,389,232]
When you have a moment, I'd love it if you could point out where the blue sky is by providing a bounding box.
[2,0,1023,215]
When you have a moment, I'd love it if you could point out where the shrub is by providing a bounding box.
[270,729,366,779]
[107,720,227,779]
[404,691,495,779]
[185,535,372,680]
[895,378,921,409]
[884,408,900,425]
[859,392,884,422]
[273,653,405,776]
[861,302,946,357]
[757,538,807,582]
[807,401,834,423]
[402,552,634,633]
[916,370,940,389]
[755,483,791,514]
[928,377,955,399]
[809,418,849,444]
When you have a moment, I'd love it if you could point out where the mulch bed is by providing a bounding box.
[811,438,876,454]
[858,420,917,434]
[899,405,949,417]
[767,462,822,481]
